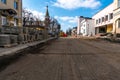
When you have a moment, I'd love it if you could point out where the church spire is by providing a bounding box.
[45,5,50,18]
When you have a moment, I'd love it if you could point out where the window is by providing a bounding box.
[14,1,18,9]
[105,15,108,21]
[102,17,104,22]
[1,0,6,4]
[99,18,101,23]
[83,29,85,33]
[118,20,120,28]
[84,24,85,27]
[1,16,7,25]
[109,13,113,20]
[96,20,98,24]
[118,0,120,8]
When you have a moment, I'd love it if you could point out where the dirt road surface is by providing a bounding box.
[0,37,120,80]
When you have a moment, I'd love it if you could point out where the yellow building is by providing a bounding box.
[0,0,22,27]
[113,0,120,34]
[92,3,114,34]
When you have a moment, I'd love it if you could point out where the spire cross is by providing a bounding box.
[46,5,48,8]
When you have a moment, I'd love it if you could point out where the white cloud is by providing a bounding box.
[53,0,101,10]
[26,9,45,20]
[54,16,78,32]
[60,23,74,32]
[55,16,78,23]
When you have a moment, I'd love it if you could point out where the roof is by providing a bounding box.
[45,6,50,18]
[79,16,92,19]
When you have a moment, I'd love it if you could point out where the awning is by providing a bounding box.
[0,8,17,17]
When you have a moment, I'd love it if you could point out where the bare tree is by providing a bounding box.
[22,8,35,26]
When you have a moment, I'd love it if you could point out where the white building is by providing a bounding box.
[81,18,95,36]
[113,0,120,35]
[92,3,114,34]
[77,16,84,35]
[77,1,120,36]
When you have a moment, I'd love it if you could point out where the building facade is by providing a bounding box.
[77,0,120,37]
[77,16,84,35]
[77,16,95,36]
[81,18,95,36]
[0,0,22,27]
[113,0,120,35]
[92,3,114,34]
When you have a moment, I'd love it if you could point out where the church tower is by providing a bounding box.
[45,6,50,19]
[44,5,50,27]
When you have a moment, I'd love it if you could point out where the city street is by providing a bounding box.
[0,37,120,80]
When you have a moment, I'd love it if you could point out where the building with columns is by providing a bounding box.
[92,3,114,34]
[113,0,120,35]
[77,0,120,37]
[0,0,22,27]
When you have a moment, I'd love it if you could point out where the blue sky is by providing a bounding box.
[23,0,113,32]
